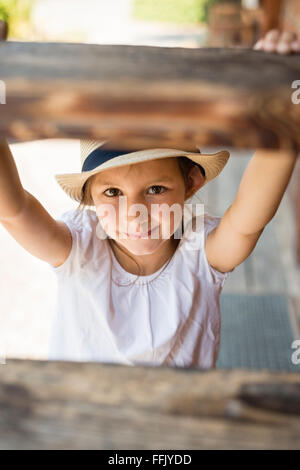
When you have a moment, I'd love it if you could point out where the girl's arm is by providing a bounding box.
[0,138,72,267]
[227,148,297,235]
[254,29,300,54]
[0,138,28,217]
[206,148,297,273]
[205,30,299,274]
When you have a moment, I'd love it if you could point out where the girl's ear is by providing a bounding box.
[184,166,205,201]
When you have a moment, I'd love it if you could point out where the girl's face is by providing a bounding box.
[90,157,204,256]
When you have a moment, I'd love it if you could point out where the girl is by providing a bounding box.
[0,30,298,369]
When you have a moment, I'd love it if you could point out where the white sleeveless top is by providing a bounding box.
[48,208,234,369]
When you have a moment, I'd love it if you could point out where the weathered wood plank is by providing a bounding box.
[0,42,299,151]
[0,359,300,449]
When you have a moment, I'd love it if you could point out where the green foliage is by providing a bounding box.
[133,0,241,24]
[0,0,36,38]
[133,0,209,24]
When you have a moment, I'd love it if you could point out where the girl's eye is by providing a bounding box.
[103,186,167,197]
[103,188,121,197]
[148,185,167,195]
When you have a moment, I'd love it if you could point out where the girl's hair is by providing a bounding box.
[77,156,205,280]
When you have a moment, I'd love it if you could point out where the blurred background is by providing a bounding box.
[0,0,267,46]
[0,0,299,366]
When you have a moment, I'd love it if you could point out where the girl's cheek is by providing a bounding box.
[107,212,119,234]
[96,202,119,236]
[160,215,175,238]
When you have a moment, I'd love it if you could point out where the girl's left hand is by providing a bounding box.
[254,29,300,54]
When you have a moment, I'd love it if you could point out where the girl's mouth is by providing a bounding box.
[121,226,159,239]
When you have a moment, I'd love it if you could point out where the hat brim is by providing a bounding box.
[55,148,230,205]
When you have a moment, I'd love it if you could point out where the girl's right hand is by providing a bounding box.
[254,29,300,54]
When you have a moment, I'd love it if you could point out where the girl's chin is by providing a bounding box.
[115,238,165,255]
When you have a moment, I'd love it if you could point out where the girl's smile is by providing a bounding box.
[121,225,160,240]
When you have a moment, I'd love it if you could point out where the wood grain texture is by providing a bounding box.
[0,42,299,151]
[0,359,300,449]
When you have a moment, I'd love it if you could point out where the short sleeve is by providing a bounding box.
[202,213,235,288]
[50,208,100,276]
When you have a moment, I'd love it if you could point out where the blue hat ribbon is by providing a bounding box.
[82,147,206,177]
[82,148,128,172]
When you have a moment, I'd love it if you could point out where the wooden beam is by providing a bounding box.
[0,42,299,152]
[0,359,300,449]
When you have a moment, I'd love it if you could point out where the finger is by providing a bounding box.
[265,29,280,43]
[277,41,292,54]
[264,40,277,52]
[264,29,281,52]
[253,39,264,50]
[291,40,300,52]
[280,31,297,44]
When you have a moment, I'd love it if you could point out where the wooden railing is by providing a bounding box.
[0,42,299,152]
[0,359,299,449]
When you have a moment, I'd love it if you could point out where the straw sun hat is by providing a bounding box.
[55,140,230,205]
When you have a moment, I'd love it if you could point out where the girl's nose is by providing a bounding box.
[126,214,150,231]
[118,197,148,231]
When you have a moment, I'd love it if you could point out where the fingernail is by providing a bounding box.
[265,41,276,52]
[291,41,300,52]
[266,30,280,42]
[254,40,263,49]
[277,42,291,54]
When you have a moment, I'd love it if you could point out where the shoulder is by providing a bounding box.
[183,211,234,287]
[51,208,107,275]
[183,211,221,240]
[203,212,222,236]
[59,207,108,249]
[58,208,99,232]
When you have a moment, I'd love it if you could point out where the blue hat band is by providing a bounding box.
[81,148,128,172]
[82,147,206,177]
